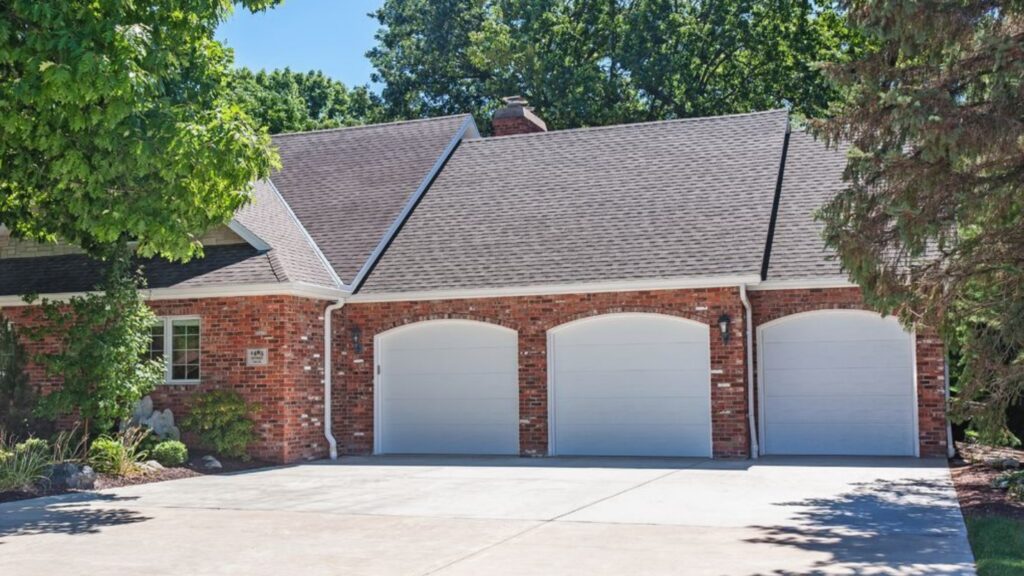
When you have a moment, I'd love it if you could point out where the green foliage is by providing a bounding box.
[88,427,150,476]
[22,251,165,439]
[812,1,1024,441]
[966,516,1024,576]
[369,0,860,130]
[151,440,189,467]
[182,390,257,460]
[0,319,51,438]
[229,68,384,134]
[14,437,48,457]
[0,431,50,492]
[0,1,281,262]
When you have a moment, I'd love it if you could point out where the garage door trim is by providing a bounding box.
[755,309,919,457]
[546,312,713,457]
[373,319,520,455]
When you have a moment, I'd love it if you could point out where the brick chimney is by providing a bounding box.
[492,96,547,136]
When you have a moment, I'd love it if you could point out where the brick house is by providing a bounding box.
[0,102,950,463]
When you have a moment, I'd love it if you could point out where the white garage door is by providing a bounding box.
[375,320,518,454]
[759,310,917,456]
[548,314,712,457]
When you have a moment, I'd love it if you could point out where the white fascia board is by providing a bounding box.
[348,115,479,291]
[348,275,763,303]
[262,178,347,290]
[746,278,857,291]
[226,220,271,252]
[0,282,350,307]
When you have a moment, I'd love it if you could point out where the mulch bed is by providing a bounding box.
[950,442,1024,521]
[0,452,274,504]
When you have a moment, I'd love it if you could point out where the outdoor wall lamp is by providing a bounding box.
[351,327,363,354]
[718,313,732,344]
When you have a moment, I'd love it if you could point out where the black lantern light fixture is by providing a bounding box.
[351,327,363,354]
[718,313,732,343]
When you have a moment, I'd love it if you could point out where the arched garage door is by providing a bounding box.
[548,314,712,457]
[758,310,917,456]
[375,320,519,454]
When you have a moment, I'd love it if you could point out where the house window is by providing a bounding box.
[149,317,201,383]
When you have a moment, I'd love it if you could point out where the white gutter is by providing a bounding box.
[323,299,346,460]
[739,284,759,458]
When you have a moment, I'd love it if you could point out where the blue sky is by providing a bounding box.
[216,1,384,88]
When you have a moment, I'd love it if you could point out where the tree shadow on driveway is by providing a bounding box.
[745,477,975,575]
[0,492,149,543]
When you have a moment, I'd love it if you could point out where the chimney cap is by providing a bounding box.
[502,95,530,107]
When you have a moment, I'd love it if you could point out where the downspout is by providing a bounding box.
[945,353,955,459]
[324,299,346,460]
[739,284,759,458]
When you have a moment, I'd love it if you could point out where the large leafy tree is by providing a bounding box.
[369,0,859,130]
[229,68,384,134]
[813,1,1024,442]
[0,1,281,262]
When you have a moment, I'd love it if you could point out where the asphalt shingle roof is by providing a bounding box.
[269,115,471,286]
[765,130,849,281]
[234,180,337,287]
[359,110,790,294]
[0,245,277,297]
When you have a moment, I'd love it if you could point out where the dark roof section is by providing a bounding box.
[269,115,474,286]
[359,110,790,294]
[0,245,278,297]
[764,130,849,281]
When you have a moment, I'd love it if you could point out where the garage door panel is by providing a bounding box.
[556,423,710,457]
[384,346,516,376]
[384,423,517,455]
[385,323,515,349]
[554,370,709,399]
[760,312,916,456]
[550,314,712,457]
[767,314,908,342]
[764,368,914,397]
[557,396,710,425]
[558,319,709,346]
[555,342,708,372]
[385,398,517,425]
[378,321,518,455]
[762,340,911,371]
[382,372,518,400]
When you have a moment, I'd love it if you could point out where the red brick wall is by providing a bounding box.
[748,287,949,457]
[335,288,751,458]
[1,296,331,463]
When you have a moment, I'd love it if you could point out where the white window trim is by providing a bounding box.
[152,315,202,385]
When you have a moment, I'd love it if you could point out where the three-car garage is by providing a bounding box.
[372,311,920,458]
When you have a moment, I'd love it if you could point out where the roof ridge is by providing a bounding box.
[271,114,472,139]
[466,108,790,143]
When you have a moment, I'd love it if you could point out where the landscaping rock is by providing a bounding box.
[139,460,165,473]
[47,462,79,490]
[201,455,222,470]
[985,457,1022,470]
[127,396,181,440]
[71,466,97,490]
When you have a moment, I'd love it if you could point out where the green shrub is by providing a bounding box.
[15,437,49,457]
[88,427,149,476]
[0,431,50,492]
[182,390,257,460]
[151,440,188,467]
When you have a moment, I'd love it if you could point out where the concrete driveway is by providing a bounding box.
[0,457,974,575]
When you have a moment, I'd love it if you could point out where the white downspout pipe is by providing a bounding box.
[739,285,759,458]
[324,299,346,460]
